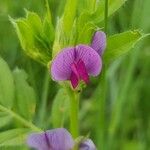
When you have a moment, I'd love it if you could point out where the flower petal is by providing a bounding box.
[27,128,74,150]
[79,139,96,150]
[91,31,106,56]
[77,59,89,84]
[70,70,79,89]
[27,132,49,150]
[76,45,102,76]
[45,128,74,150]
[51,47,75,81]
[70,59,89,88]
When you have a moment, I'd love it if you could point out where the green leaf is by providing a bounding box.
[0,128,30,147]
[77,23,97,44]
[10,8,54,65]
[93,0,127,23]
[52,0,78,52]
[104,30,143,62]
[25,10,43,35]
[77,0,127,44]
[13,68,36,121]
[51,88,69,128]
[44,0,54,43]
[77,0,97,14]
[0,112,11,128]
[62,0,78,35]
[0,57,14,108]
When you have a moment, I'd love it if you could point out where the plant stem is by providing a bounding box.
[93,0,97,11]
[38,71,50,127]
[104,0,108,33]
[95,66,107,150]
[70,92,79,138]
[0,104,42,132]
[66,87,79,138]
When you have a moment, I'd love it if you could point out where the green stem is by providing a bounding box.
[104,0,108,33]
[66,87,79,138]
[38,71,50,127]
[93,0,97,11]
[0,104,42,132]
[96,66,107,150]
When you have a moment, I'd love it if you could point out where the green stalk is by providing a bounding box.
[38,71,50,127]
[104,0,108,33]
[70,92,79,138]
[93,0,97,11]
[66,86,79,138]
[96,66,107,150]
[0,104,42,132]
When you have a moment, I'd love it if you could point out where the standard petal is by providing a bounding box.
[91,31,106,56]
[27,132,49,150]
[79,139,96,150]
[45,128,74,150]
[51,47,75,81]
[76,45,102,76]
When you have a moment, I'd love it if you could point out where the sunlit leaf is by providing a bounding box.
[10,8,54,65]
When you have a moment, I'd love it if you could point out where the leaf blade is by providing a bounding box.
[104,30,143,62]
[13,68,36,121]
[0,57,14,108]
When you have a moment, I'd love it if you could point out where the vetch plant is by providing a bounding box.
[0,0,145,150]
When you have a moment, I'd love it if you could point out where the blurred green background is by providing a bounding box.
[0,0,149,150]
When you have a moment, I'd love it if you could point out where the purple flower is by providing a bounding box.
[27,128,96,150]
[51,31,106,88]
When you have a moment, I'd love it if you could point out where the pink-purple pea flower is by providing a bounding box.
[27,128,96,150]
[51,31,106,88]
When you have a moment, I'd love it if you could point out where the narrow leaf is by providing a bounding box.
[0,128,30,147]
[62,0,78,35]
[0,57,14,108]
[13,68,36,121]
[51,88,69,128]
[0,112,11,128]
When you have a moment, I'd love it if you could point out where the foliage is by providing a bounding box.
[0,0,149,149]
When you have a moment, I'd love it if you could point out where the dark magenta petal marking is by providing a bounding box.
[70,59,89,89]
[70,71,79,89]
[77,59,89,84]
